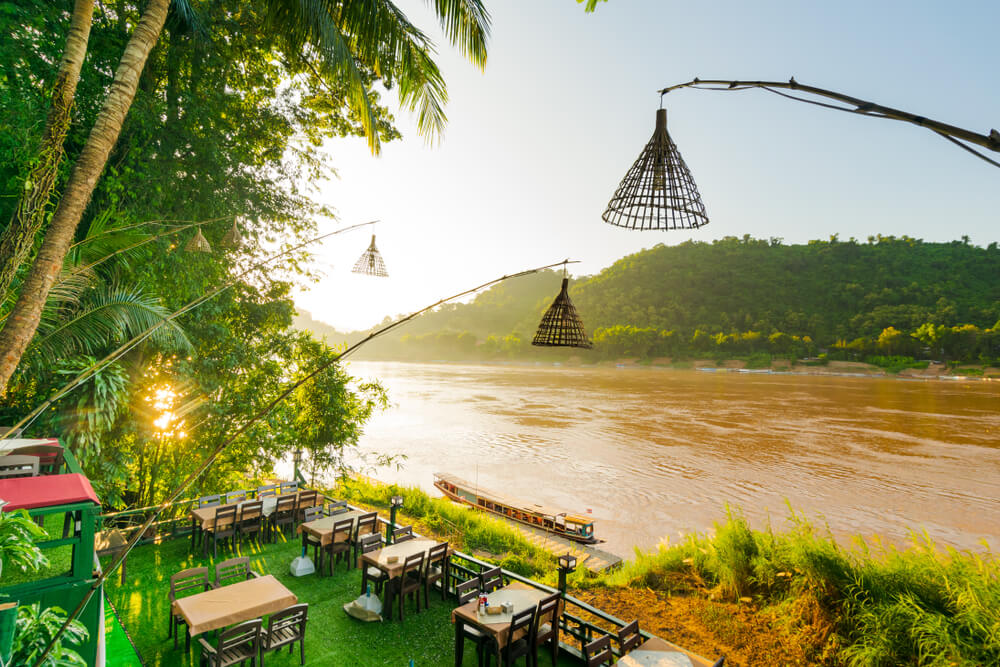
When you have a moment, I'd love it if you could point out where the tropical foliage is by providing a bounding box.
[9,603,88,667]
[0,509,47,576]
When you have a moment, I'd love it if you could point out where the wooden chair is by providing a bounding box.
[480,566,503,593]
[191,495,221,549]
[583,634,613,667]
[532,593,561,665]
[260,603,308,666]
[199,494,222,508]
[323,517,354,575]
[359,532,388,596]
[0,455,39,478]
[214,556,259,588]
[325,500,348,515]
[203,505,237,558]
[9,445,63,475]
[300,505,324,570]
[351,512,378,563]
[269,493,297,541]
[499,607,535,667]
[396,551,425,621]
[225,489,247,504]
[237,500,264,546]
[279,480,299,494]
[455,578,489,666]
[392,525,414,542]
[295,490,318,523]
[617,619,641,655]
[169,567,211,650]
[256,484,278,499]
[197,618,261,667]
[423,541,449,606]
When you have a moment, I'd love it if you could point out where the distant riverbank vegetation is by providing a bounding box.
[297,236,999,369]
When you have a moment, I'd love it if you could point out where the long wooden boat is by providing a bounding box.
[433,472,599,544]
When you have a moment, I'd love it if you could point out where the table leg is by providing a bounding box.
[454,619,464,667]
[384,577,395,620]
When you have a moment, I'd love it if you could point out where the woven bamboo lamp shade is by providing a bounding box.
[352,234,388,277]
[184,228,212,253]
[603,108,708,230]
[221,219,244,247]
[532,277,592,349]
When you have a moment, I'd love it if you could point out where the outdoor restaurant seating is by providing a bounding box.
[256,483,278,499]
[326,499,348,515]
[617,619,641,655]
[260,603,309,665]
[583,634,613,667]
[269,493,297,540]
[197,618,261,667]
[279,480,299,494]
[301,505,324,567]
[455,578,490,666]
[237,499,264,545]
[423,541,449,605]
[322,517,355,575]
[396,551,425,621]
[499,606,536,666]
[392,525,414,542]
[169,566,212,650]
[295,490,319,523]
[0,454,39,478]
[225,489,248,504]
[358,533,388,596]
[214,556,260,588]
[9,444,64,474]
[480,566,503,593]
[204,505,237,557]
[350,511,379,562]
[533,592,561,665]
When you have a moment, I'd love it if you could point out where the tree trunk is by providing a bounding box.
[0,0,171,395]
[0,0,95,302]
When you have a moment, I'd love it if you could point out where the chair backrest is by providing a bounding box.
[275,493,296,516]
[509,606,535,644]
[479,566,503,593]
[198,494,221,508]
[264,603,308,649]
[296,489,318,511]
[214,505,238,530]
[456,577,481,604]
[392,526,412,541]
[402,551,424,577]
[256,484,278,499]
[534,593,560,641]
[170,567,209,600]
[9,445,63,474]
[325,500,348,515]
[279,481,299,494]
[216,618,261,658]
[617,619,641,654]
[359,532,383,554]
[394,532,415,544]
[239,500,263,522]
[226,489,247,504]
[215,557,252,587]
[356,512,378,536]
[0,455,39,478]
[331,518,354,544]
[427,542,448,569]
[583,634,613,667]
[303,505,323,523]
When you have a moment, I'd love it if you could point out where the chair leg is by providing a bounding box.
[299,637,305,665]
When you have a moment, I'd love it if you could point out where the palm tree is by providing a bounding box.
[0,0,491,394]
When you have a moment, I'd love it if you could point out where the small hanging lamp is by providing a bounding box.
[532,267,592,349]
[603,107,708,230]
[352,234,388,277]
[184,227,212,253]
[221,218,244,248]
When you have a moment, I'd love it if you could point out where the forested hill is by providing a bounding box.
[297,237,999,362]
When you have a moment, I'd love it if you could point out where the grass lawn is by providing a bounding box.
[103,528,580,666]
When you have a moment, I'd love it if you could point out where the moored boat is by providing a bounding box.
[433,472,599,544]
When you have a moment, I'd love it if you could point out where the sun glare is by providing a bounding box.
[146,384,187,439]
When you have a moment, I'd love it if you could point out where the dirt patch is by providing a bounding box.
[827,361,882,373]
[720,360,747,369]
[771,359,792,370]
[570,586,820,666]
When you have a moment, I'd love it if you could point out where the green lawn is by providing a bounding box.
[103,529,579,666]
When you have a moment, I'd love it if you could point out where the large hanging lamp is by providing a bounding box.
[221,218,244,248]
[603,108,708,230]
[352,234,388,277]
[184,228,212,253]
[532,269,592,349]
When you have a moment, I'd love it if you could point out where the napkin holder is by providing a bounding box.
[386,555,399,564]
[484,605,503,616]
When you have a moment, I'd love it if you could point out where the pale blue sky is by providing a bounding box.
[294,0,999,331]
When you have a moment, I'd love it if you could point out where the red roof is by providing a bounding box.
[0,473,100,511]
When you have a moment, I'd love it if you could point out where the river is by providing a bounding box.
[345,361,1000,558]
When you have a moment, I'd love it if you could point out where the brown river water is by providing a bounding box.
[345,361,1000,558]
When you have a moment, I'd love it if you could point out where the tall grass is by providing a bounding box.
[580,507,1000,666]
[332,477,556,577]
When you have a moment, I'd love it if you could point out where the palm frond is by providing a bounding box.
[424,0,490,69]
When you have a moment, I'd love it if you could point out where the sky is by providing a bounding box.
[292,0,999,332]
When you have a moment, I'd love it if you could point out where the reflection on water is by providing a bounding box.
[347,362,1000,557]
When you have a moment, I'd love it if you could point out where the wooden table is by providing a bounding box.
[361,538,452,619]
[451,581,562,664]
[171,574,297,639]
[615,636,711,667]
[296,510,369,574]
[189,491,323,548]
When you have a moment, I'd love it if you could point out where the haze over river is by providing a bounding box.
[347,361,1000,558]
